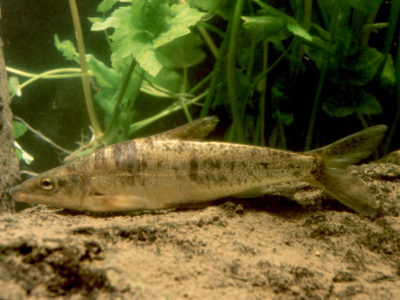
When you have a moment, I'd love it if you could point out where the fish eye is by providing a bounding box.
[40,178,55,191]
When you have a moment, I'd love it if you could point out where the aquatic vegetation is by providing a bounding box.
[6,0,400,167]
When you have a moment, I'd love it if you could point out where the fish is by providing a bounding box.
[9,116,387,217]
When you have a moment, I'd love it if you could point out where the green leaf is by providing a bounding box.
[153,4,205,48]
[156,33,205,68]
[189,0,219,11]
[9,76,21,97]
[268,36,285,51]
[286,20,312,42]
[363,22,388,34]
[251,1,312,42]
[90,16,120,31]
[323,104,353,118]
[380,54,396,87]
[109,1,205,77]
[272,110,294,126]
[97,0,132,12]
[87,54,122,116]
[94,91,116,116]
[87,54,120,90]
[97,0,118,12]
[253,0,292,19]
[344,46,384,86]
[356,92,382,115]
[189,0,233,20]
[303,36,329,68]
[136,47,162,77]
[14,148,22,162]
[54,34,79,63]
[146,68,183,94]
[350,0,383,13]
[323,89,382,117]
[241,15,287,42]
[13,121,28,139]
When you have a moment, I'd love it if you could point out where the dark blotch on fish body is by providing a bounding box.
[112,141,137,173]
[127,141,136,173]
[113,143,125,171]
[204,158,221,170]
[189,158,199,181]
[94,150,106,170]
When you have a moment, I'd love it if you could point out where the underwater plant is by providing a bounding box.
[5,0,400,172]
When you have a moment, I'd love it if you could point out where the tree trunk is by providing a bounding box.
[0,6,19,213]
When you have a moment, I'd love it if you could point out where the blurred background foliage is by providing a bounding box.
[2,0,400,175]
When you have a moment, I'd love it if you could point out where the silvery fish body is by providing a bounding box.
[9,117,387,217]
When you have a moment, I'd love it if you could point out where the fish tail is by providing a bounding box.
[309,125,388,217]
[312,165,378,217]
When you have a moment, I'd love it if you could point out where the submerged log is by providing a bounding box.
[0,6,19,213]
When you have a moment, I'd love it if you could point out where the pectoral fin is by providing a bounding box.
[232,182,308,199]
[81,194,155,212]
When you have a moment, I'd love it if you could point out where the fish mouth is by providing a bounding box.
[8,185,28,203]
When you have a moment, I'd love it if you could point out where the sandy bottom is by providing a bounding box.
[0,159,399,299]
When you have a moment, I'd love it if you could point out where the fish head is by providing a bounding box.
[9,168,88,210]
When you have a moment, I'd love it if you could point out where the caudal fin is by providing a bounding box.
[308,125,387,167]
[309,125,387,217]
[315,167,378,217]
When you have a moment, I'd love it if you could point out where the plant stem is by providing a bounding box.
[304,0,342,150]
[279,120,287,149]
[304,0,312,29]
[198,21,225,38]
[129,90,208,136]
[226,0,246,142]
[357,113,368,128]
[6,66,83,78]
[376,0,400,80]
[68,0,103,139]
[180,67,193,121]
[188,71,212,95]
[251,41,294,91]
[197,25,218,58]
[14,117,71,154]
[360,12,377,46]
[105,58,137,136]
[7,67,84,98]
[200,18,231,118]
[294,0,312,76]
[385,31,400,153]
[258,40,269,146]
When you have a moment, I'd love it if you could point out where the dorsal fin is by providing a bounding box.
[307,125,387,168]
[152,116,219,140]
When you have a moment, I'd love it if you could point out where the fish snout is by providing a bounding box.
[8,185,19,195]
[8,185,27,203]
